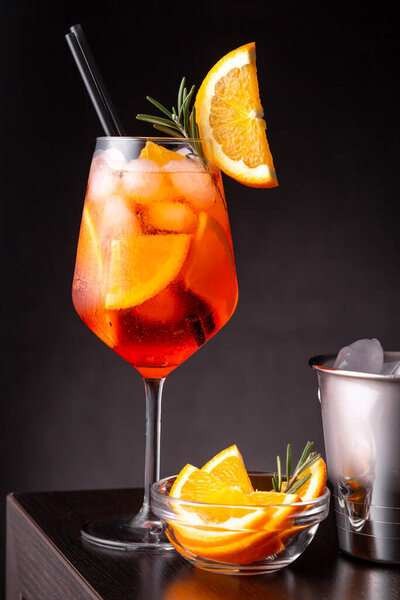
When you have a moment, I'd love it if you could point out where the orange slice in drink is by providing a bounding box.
[195,42,278,188]
[74,205,103,282]
[184,213,238,312]
[139,140,185,167]
[105,234,190,310]
[201,444,254,494]
[73,206,119,348]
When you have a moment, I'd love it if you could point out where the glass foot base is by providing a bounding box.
[81,514,174,551]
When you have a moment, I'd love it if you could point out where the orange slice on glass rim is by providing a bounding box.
[195,42,278,188]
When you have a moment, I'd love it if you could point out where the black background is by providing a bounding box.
[2,0,399,588]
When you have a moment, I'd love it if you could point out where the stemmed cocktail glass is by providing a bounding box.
[72,137,238,549]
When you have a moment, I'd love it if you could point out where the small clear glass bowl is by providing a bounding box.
[151,472,330,575]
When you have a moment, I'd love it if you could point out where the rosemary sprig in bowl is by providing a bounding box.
[272,441,321,494]
[136,77,205,162]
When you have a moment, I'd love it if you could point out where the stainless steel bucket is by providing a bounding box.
[309,352,400,564]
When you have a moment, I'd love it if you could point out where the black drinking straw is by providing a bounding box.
[65,24,125,136]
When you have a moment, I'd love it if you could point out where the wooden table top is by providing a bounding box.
[6,488,399,600]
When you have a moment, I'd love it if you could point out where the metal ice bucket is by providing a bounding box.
[310,352,400,564]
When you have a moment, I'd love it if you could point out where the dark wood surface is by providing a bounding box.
[6,488,399,600]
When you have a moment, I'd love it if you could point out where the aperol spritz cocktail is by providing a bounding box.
[73,139,238,377]
[72,137,238,549]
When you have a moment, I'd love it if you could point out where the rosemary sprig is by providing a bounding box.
[136,76,205,162]
[272,442,321,494]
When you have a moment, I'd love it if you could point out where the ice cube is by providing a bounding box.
[123,158,159,172]
[163,159,217,209]
[380,360,400,375]
[333,338,384,374]
[122,158,167,204]
[176,147,192,156]
[99,195,139,243]
[101,148,126,170]
[86,156,121,203]
[141,200,198,233]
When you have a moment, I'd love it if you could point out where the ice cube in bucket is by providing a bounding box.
[333,338,384,374]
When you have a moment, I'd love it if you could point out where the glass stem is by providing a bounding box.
[140,377,165,520]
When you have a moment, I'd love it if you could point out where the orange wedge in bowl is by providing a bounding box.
[169,463,232,504]
[282,457,327,501]
[195,42,278,188]
[168,450,301,564]
[201,444,254,494]
[279,457,327,543]
[179,489,300,565]
[169,464,261,534]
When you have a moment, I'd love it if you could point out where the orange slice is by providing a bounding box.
[176,531,285,565]
[286,458,327,500]
[168,453,301,564]
[105,234,190,310]
[169,465,264,545]
[277,460,327,544]
[169,488,298,564]
[170,463,231,503]
[139,140,185,167]
[74,205,103,282]
[73,206,119,348]
[249,490,301,541]
[195,42,278,188]
[184,212,238,312]
[201,444,253,494]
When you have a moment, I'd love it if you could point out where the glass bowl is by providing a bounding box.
[151,471,330,575]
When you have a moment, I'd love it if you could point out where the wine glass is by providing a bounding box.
[72,137,238,549]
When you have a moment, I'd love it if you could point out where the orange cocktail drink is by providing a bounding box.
[72,137,238,549]
[73,139,238,379]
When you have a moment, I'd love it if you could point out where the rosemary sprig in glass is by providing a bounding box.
[272,441,321,494]
[136,77,205,162]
